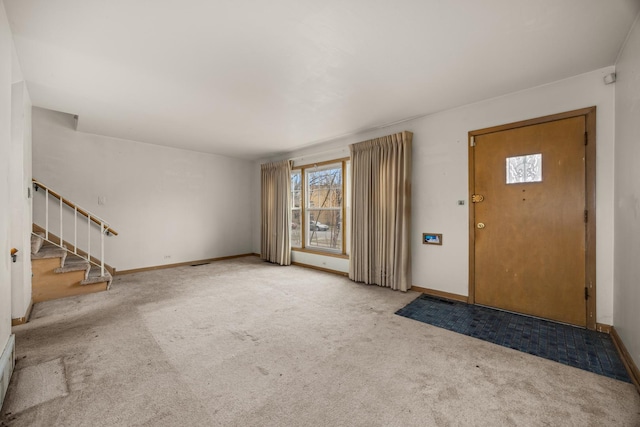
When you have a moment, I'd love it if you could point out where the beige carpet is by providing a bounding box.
[1,256,639,426]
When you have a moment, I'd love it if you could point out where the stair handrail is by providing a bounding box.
[33,179,118,236]
[32,179,118,277]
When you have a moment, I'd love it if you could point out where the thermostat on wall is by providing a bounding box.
[423,233,442,245]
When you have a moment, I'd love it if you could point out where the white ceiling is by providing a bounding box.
[5,0,640,160]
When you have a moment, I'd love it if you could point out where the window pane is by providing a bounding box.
[307,209,342,252]
[291,209,301,248]
[506,154,542,184]
[345,161,350,255]
[291,170,301,208]
[307,165,342,209]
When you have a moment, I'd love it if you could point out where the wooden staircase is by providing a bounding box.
[30,232,113,303]
[29,179,118,304]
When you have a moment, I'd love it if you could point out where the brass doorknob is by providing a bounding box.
[477,223,485,229]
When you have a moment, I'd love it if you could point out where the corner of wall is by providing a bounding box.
[613,7,640,375]
[10,80,33,320]
[1,0,16,374]
[0,334,15,408]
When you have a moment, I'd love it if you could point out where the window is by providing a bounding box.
[506,153,542,184]
[290,159,349,255]
[291,170,302,247]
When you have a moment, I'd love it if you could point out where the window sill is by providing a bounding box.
[292,247,349,259]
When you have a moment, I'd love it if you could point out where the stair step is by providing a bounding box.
[31,243,67,267]
[31,232,45,254]
[54,255,91,277]
[81,266,113,289]
[30,223,114,303]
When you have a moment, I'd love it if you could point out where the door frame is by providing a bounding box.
[468,107,597,330]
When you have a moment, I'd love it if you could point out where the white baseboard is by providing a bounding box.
[0,334,16,408]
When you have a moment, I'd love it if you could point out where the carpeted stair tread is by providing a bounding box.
[31,232,45,254]
[81,266,113,288]
[31,243,68,266]
[54,254,91,276]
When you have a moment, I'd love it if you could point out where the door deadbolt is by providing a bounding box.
[477,223,485,229]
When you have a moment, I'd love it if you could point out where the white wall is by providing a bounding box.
[614,13,640,370]
[257,67,617,325]
[0,0,13,353]
[1,2,31,404]
[10,80,32,320]
[251,163,260,255]
[32,108,254,271]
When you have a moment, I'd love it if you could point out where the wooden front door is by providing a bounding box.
[469,109,596,328]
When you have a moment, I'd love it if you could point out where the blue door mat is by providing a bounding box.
[395,294,630,383]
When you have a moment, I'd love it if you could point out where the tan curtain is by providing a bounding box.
[349,131,412,291]
[261,160,292,265]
